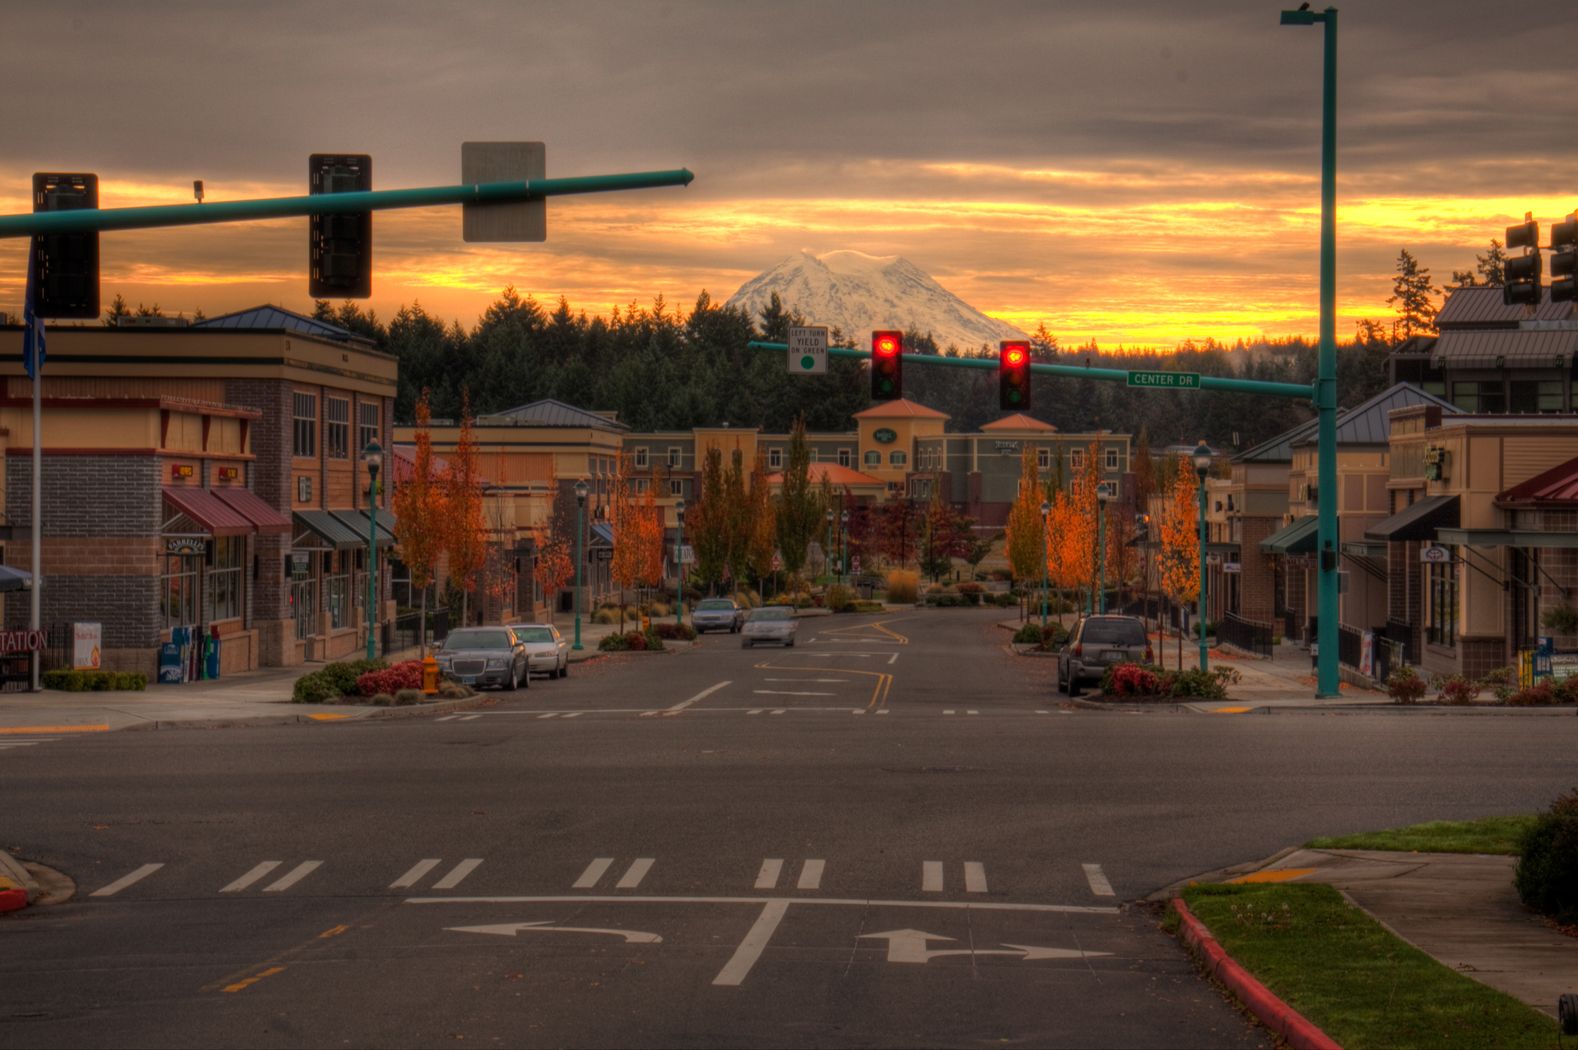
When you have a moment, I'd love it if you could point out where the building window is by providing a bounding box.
[325,397,350,459]
[358,402,380,452]
[1426,555,1457,648]
[839,448,852,467]
[864,450,881,467]
[293,392,317,458]
[161,553,201,629]
[668,447,682,468]
[633,478,649,494]
[1036,447,1050,470]
[1070,449,1085,472]
[669,479,683,497]
[768,448,783,469]
[292,577,317,641]
[325,552,351,631]
[1509,380,1563,413]
[1105,447,1120,471]
[208,536,244,622]
[1452,380,1505,414]
[889,451,907,466]
[634,447,649,469]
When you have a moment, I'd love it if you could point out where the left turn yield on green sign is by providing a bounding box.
[788,325,828,374]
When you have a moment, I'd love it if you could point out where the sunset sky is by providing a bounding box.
[3,0,1575,349]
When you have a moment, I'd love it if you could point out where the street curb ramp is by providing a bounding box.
[0,849,38,912]
[1171,897,1342,1050]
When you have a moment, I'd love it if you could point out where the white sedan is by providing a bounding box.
[507,623,571,679]
[741,606,798,648]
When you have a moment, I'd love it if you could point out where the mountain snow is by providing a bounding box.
[724,250,1027,353]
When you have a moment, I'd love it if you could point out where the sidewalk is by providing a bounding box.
[1165,847,1578,1020]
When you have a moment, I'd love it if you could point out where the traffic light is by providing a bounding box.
[870,330,903,401]
[1504,215,1541,307]
[30,173,100,319]
[999,340,1032,411]
[1551,213,1577,304]
[309,154,372,298]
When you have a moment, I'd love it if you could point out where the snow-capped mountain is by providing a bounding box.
[724,250,1026,352]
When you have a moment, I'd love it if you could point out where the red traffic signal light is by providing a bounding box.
[871,330,903,400]
[999,340,1032,411]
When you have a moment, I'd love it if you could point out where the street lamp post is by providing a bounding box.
[840,510,850,586]
[1096,483,1113,614]
[825,508,835,584]
[674,499,686,626]
[1193,442,1215,672]
[1039,500,1050,628]
[362,440,383,662]
[572,479,588,651]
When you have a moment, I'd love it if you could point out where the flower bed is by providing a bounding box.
[1097,662,1243,701]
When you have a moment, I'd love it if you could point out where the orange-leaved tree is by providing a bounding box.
[1004,444,1045,620]
[608,452,638,630]
[533,536,573,616]
[1159,458,1201,668]
[746,448,778,595]
[1054,442,1100,611]
[391,389,448,652]
[443,391,490,626]
[636,481,665,596]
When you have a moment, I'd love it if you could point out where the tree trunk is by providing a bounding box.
[419,586,428,657]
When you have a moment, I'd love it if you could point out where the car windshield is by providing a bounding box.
[511,627,555,643]
[749,607,792,622]
[696,599,735,611]
[444,629,512,650]
[1080,619,1147,645]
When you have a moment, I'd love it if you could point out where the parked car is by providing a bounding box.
[507,623,571,679]
[435,627,529,691]
[1056,615,1153,696]
[691,597,745,634]
[741,606,798,648]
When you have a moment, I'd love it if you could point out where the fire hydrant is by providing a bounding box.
[422,653,441,695]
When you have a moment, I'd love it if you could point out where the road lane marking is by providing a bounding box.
[852,709,865,715]
[537,713,558,719]
[432,858,483,890]
[764,678,847,683]
[713,900,789,987]
[0,724,109,734]
[755,859,783,890]
[221,861,282,893]
[1082,863,1115,897]
[90,863,163,898]
[408,893,1120,916]
[459,714,483,722]
[574,858,614,889]
[666,681,731,715]
[876,709,890,715]
[944,710,956,715]
[391,859,443,889]
[318,924,351,939]
[435,715,460,722]
[561,712,583,719]
[753,690,834,696]
[964,862,988,893]
[747,709,764,715]
[222,966,285,994]
[797,859,825,890]
[770,709,786,715]
[616,858,654,889]
[922,861,944,893]
[263,860,322,892]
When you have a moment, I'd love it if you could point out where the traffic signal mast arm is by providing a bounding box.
[0,170,694,238]
[747,340,1315,402]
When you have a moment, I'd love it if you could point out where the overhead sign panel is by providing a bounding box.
[1127,371,1200,389]
[788,325,828,374]
[462,142,546,242]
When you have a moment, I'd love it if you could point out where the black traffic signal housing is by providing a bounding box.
[870,330,903,401]
[31,173,100,319]
[999,340,1032,411]
[1551,213,1577,304]
[1504,215,1541,307]
[309,154,372,298]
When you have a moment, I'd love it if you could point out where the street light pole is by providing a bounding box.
[675,499,686,626]
[363,440,383,662]
[1039,500,1050,628]
[572,479,588,651]
[1193,442,1215,672]
[840,510,850,586]
[825,508,835,585]
[1096,484,1112,614]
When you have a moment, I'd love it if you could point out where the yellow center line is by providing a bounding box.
[755,661,894,710]
[816,617,911,645]
[0,724,109,734]
[317,924,351,939]
[204,923,359,994]
[222,966,286,994]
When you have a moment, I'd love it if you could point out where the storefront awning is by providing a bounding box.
[0,565,32,592]
[589,522,615,547]
[1434,528,1578,550]
[329,510,397,547]
[293,510,364,550]
[1342,541,1387,559]
[163,486,254,537]
[1364,494,1459,543]
[1259,515,1318,556]
[211,486,292,535]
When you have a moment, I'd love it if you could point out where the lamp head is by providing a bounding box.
[1040,500,1050,517]
[1192,441,1215,477]
[362,439,383,478]
[676,498,686,521]
[840,510,849,524]
[573,478,589,504]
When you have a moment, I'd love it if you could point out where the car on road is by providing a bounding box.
[741,605,797,648]
[691,597,745,633]
[1055,615,1152,696]
[507,623,571,679]
[435,627,529,691]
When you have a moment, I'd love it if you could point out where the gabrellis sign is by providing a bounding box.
[0,629,47,653]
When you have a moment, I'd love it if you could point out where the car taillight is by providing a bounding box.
[1073,643,1082,657]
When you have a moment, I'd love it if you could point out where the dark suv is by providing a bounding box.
[1056,615,1153,696]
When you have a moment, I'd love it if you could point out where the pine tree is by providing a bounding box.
[774,417,820,587]
[1388,249,1440,340]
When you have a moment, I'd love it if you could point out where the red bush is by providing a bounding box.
[357,660,424,696]
[1106,663,1163,697]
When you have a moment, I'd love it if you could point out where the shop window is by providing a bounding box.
[889,451,907,466]
[864,450,881,467]
[325,397,350,459]
[1452,381,1505,414]
[293,392,317,458]
[208,537,244,622]
[358,402,380,453]
[838,448,852,467]
[769,448,783,469]
[292,577,317,641]
[161,554,200,629]
[325,552,351,630]
[1426,555,1457,648]
[1509,380,1563,414]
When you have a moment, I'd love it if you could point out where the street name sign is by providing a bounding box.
[1126,371,1200,389]
[788,325,828,374]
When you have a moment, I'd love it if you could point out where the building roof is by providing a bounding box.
[979,413,1056,432]
[477,398,630,431]
[1436,285,1575,328]
[1292,382,1460,448]
[193,304,368,343]
[1233,415,1319,464]
[1496,455,1578,506]
[1430,328,1578,370]
[852,399,949,421]
[765,462,885,488]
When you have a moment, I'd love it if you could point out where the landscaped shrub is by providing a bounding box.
[1167,667,1240,699]
[929,593,963,607]
[42,669,148,692]
[1505,681,1558,706]
[1385,665,1427,705]
[592,608,619,625]
[991,592,1018,608]
[370,692,397,706]
[357,660,424,696]
[651,622,697,641]
[437,682,471,700]
[1515,789,1578,925]
[1102,663,1164,697]
[1012,623,1045,645]
[886,569,920,604]
[598,633,629,652]
[647,602,671,618]
[925,583,946,596]
[1094,662,1240,700]
[291,671,339,704]
[315,659,386,698]
[1557,676,1578,704]
[1432,672,1480,706]
[852,600,885,613]
[957,581,984,595]
[1041,621,1070,648]
[1481,665,1517,703]
[393,688,425,706]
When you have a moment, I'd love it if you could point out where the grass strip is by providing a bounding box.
[1179,883,1558,1050]
[1307,815,1535,856]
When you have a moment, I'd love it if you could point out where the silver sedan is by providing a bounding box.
[741,606,798,648]
[507,623,571,679]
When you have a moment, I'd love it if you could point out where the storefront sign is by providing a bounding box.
[993,441,1020,454]
[73,622,102,670]
[1420,544,1451,564]
[289,551,312,576]
[0,629,46,653]
[1222,561,1242,574]
[166,536,207,556]
[1550,653,1578,682]
[873,428,898,445]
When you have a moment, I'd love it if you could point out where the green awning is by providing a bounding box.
[1260,515,1318,556]
[1365,494,1459,542]
[330,509,398,547]
[294,510,364,550]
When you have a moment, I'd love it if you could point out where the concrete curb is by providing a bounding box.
[1171,897,1342,1050]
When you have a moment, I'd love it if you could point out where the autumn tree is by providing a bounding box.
[608,453,639,629]
[745,448,778,594]
[636,482,665,593]
[391,389,448,652]
[722,447,750,587]
[1158,459,1202,668]
[689,446,729,593]
[1004,444,1044,617]
[443,392,491,626]
[533,536,573,616]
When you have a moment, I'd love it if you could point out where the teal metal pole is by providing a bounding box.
[1040,508,1049,628]
[675,513,685,626]
[1097,502,1107,614]
[1198,477,1210,672]
[0,170,695,238]
[367,491,379,662]
[573,501,585,651]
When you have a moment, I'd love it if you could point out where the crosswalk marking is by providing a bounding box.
[431,858,483,890]
[222,861,282,893]
[390,859,443,889]
[574,858,614,889]
[263,860,321,892]
[90,863,163,898]
[755,858,783,889]
[0,736,59,750]
[922,860,944,893]
[616,858,654,889]
[964,861,988,893]
[560,712,583,719]
[1083,862,1116,897]
[537,713,558,719]
[797,859,825,890]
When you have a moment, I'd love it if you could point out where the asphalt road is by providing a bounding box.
[3,608,1575,1049]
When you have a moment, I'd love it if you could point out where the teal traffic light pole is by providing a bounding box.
[1282,5,1341,697]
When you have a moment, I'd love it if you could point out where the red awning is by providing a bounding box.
[211,486,293,535]
[163,485,254,537]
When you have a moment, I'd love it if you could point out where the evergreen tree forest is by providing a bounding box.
[314,286,1396,455]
